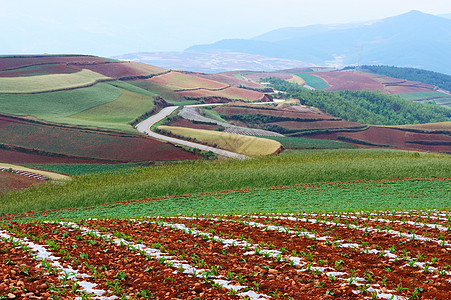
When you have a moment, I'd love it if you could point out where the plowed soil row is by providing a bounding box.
[2,211,450,299]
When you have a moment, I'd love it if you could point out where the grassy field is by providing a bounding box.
[287,74,306,85]
[69,88,155,129]
[261,136,356,149]
[21,163,145,176]
[157,125,282,156]
[15,177,449,220]
[398,92,449,101]
[0,69,110,93]
[0,82,121,123]
[292,73,329,90]
[1,150,449,215]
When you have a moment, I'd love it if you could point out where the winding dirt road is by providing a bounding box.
[135,106,247,159]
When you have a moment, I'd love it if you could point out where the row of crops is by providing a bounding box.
[1,210,450,299]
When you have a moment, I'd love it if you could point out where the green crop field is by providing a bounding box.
[261,136,355,149]
[69,88,155,131]
[0,69,110,93]
[1,149,449,215]
[292,73,330,90]
[22,163,145,176]
[0,82,121,124]
[398,92,448,101]
[14,177,448,221]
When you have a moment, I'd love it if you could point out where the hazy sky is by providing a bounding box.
[2,0,451,57]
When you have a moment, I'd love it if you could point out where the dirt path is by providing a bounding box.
[135,106,247,159]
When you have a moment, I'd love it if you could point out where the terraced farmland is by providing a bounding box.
[1,207,450,299]
[0,69,111,94]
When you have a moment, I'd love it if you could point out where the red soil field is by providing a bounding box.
[273,120,364,131]
[0,115,198,163]
[0,64,78,77]
[72,62,167,79]
[0,171,43,194]
[369,74,438,94]
[168,119,221,131]
[177,86,265,101]
[312,126,451,153]
[0,55,110,71]
[189,71,267,89]
[214,105,338,120]
[312,71,386,92]
[1,210,450,299]
[148,71,229,91]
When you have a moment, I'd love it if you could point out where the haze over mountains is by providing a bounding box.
[116,11,451,74]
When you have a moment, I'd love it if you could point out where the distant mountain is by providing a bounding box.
[187,11,451,75]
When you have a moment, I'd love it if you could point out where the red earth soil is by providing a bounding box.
[168,119,222,131]
[0,55,110,71]
[312,71,386,92]
[188,71,266,89]
[273,120,364,131]
[72,62,167,79]
[0,148,120,164]
[0,115,199,163]
[0,64,78,77]
[0,171,44,194]
[4,209,448,299]
[312,126,451,153]
[176,86,265,101]
[214,106,338,120]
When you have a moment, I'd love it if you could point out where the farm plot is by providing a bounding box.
[148,71,229,91]
[0,115,199,163]
[157,125,282,156]
[0,69,111,94]
[2,210,450,299]
[176,86,266,102]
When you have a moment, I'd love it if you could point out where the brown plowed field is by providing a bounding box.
[168,119,221,131]
[312,72,386,92]
[0,171,43,194]
[0,148,114,164]
[183,72,265,89]
[177,86,265,101]
[73,61,167,79]
[0,64,78,77]
[312,126,451,152]
[0,115,198,163]
[214,105,337,120]
[0,55,110,71]
[148,71,229,91]
[273,120,364,131]
[1,211,450,299]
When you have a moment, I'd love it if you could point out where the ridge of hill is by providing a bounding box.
[184,11,451,75]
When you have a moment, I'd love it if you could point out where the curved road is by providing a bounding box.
[135,106,247,159]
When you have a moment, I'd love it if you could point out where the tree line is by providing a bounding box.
[267,78,451,125]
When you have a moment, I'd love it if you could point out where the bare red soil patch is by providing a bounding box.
[214,105,337,120]
[274,120,364,131]
[0,64,78,77]
[311,71,386,92]
[0,115,198,163]
[168,119,221,131]
[312,126,451,152]
[188,71,267,90]
[72,61,167,79]
[0,55,110,71]
[0,171,44,194]
[177,86,265,101]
